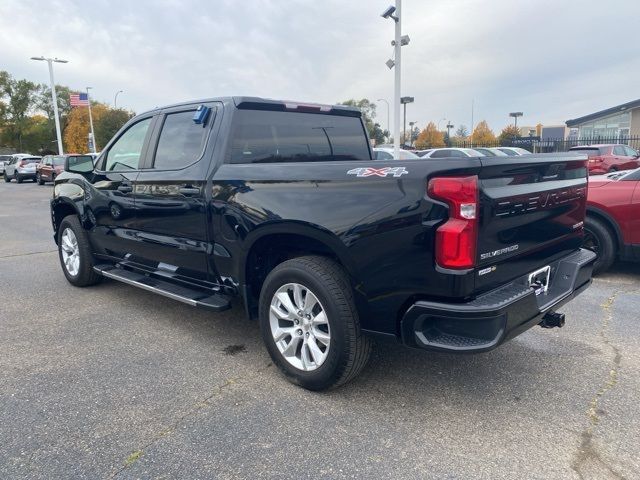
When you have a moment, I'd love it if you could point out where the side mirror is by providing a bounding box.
[65,155,94,174]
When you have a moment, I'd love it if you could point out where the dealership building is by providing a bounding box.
[566,98,640,141]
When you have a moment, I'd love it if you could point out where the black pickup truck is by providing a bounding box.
[51,97,596,390]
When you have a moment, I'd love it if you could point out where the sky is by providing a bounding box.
[1,0,639,134]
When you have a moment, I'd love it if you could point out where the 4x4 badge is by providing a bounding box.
[347,167,408,178]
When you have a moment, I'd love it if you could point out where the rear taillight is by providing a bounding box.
[18,160,25,167]
[427,176,479,269]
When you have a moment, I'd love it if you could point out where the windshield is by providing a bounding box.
[23,158,40,164]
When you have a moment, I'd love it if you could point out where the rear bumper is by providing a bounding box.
[400,248,596,352]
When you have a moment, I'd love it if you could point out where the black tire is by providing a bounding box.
[36,173,45,185]
[259,256,372,390]
[57,215,102,287]
[583,216,616,275]
[16,174,23,184]
[3,173,9,183]
[608,166,618,173]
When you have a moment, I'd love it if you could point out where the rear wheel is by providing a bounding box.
[583,216,616,275]
[608,166,618,173]
[259,256,371,390]
[57,215,102,287]
[16,173,23,184]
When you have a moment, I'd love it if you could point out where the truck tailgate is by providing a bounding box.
[475,153,588,292]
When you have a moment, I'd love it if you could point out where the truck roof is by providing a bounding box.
[143,96,362,118]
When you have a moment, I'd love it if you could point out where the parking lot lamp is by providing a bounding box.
[509,112,523,130]
[114,90,123,109]
[31,56,67,155]
[381,1,407,159]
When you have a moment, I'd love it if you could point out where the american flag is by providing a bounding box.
[70,92,89,107]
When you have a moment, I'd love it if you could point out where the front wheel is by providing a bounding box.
[57,215,102,287]
[36,173,45,185]
[3,173,10,183]
[259,256,371,390]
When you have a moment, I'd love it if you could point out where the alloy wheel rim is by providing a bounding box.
[60,228,80,276]
[269,283,330,371]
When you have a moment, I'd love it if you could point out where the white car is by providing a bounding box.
[3,155,42,183]
[373,148,421,160]
[420,148,486,159]
[495,147,531,156]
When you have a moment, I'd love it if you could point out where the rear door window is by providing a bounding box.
[152,110,210,169]
[230,110,371,163]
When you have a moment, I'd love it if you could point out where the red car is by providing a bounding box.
[36,155,66,185]
[584,168,640,273]
[570,144,640,175]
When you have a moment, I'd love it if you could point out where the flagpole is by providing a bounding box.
[86,87,97,153]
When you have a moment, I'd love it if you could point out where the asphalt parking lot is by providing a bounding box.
[1,179,639,480]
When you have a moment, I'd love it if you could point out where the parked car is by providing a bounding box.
[373,147,420,160]
[496,147,531,156]
[36,155,65,184]
[0,154,13,175]
[583,167,640,274]
[421,148,486,158]
[51,96,595,390]
[474,147,509,157]
[569,144,640,175]
[4,155,42,183]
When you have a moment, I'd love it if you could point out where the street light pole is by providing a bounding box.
[509,112,523,130]
[400,96,414,148]
[114,90,123,109]
[377,98,390,140]
[86,87,97,153]
[446,121,454,147]
[393,1,402,158]
[31,56,67,155]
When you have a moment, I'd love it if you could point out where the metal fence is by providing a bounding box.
[448,135,640,153]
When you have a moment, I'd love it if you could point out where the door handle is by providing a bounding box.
[179,186,200,196]
[117,185,133,193]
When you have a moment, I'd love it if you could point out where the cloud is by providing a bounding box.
[1,0,639,133]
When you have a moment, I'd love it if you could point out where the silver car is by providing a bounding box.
[3,155,42,183]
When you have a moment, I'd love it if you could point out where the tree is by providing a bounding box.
[36,84,73,141]
[0,71,41,151]
[455,125,469,138]
[21,115,52,154]
[415,122,445,149]
[339,99,379,141]
[497,125,520,145]
[63,102,109,153]
[471,120,496,145]
[95,108,134,148]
